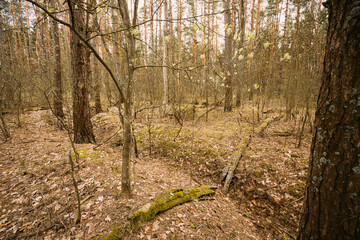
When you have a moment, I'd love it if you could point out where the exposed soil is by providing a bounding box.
[0,105,311,239]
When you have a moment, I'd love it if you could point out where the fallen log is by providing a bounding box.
[221,135,251,193]
[221,114,282,194]
[272,131,294,137]
[129,186,214,227]
[257,113,284,137]
[95,186,214,240]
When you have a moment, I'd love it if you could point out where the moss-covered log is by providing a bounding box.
[222,135,251,193]
[97,186,214,240]
[129,186,214,227]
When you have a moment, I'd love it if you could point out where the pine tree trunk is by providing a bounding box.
[69,0,96,144]
[297,1,360,238]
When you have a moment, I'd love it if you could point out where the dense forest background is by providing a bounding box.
[0,0,326,118]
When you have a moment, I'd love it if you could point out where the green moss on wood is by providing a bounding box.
[129,186,214,228]
[101,223,130,240]
[100,186,214,239]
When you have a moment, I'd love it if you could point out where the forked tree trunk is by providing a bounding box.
[297,1,360,239]
[69,0,96,144]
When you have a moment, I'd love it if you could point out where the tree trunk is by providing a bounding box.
[25,1,32,66]
[162,0,169,115]
[69,0,96,144]
[223,0,232,112]
[269,0,280,75]
[254,0,261,46]
[50,0,65,119]
[117,0,138,198]
[18,1,30,71]
[297,1,360,239]
[176,0,182,102]
[190,0,198,104]
[235,0,245,107]
[93,36,102,114]
[283,0,289,44]
[248,0,256,64]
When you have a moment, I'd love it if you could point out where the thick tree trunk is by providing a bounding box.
[69,0,96,144]
[50,0,64,119]
[223,0,232,112]
[297,1,360,239]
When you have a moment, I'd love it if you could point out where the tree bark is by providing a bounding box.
[162,0,169,115]
[50,0,65,119]
[297,1,360,239]
[223,0,233,112]
[235,0,245,107]
[93,36,102,114]
[69,0,96,144]
[117,0,138,198]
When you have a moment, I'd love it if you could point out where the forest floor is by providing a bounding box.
[0,104,311,239]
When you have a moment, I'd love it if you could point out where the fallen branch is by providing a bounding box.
[95,186,214,240]
[222,114,283,193]
[195,99,225,123]
[60,159,87,176]
[134,105,160,119]
[68,150,81,224]
[222,135,251,193]
[195,105,217,123]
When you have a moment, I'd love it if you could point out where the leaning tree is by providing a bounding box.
[298,1,360,239]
